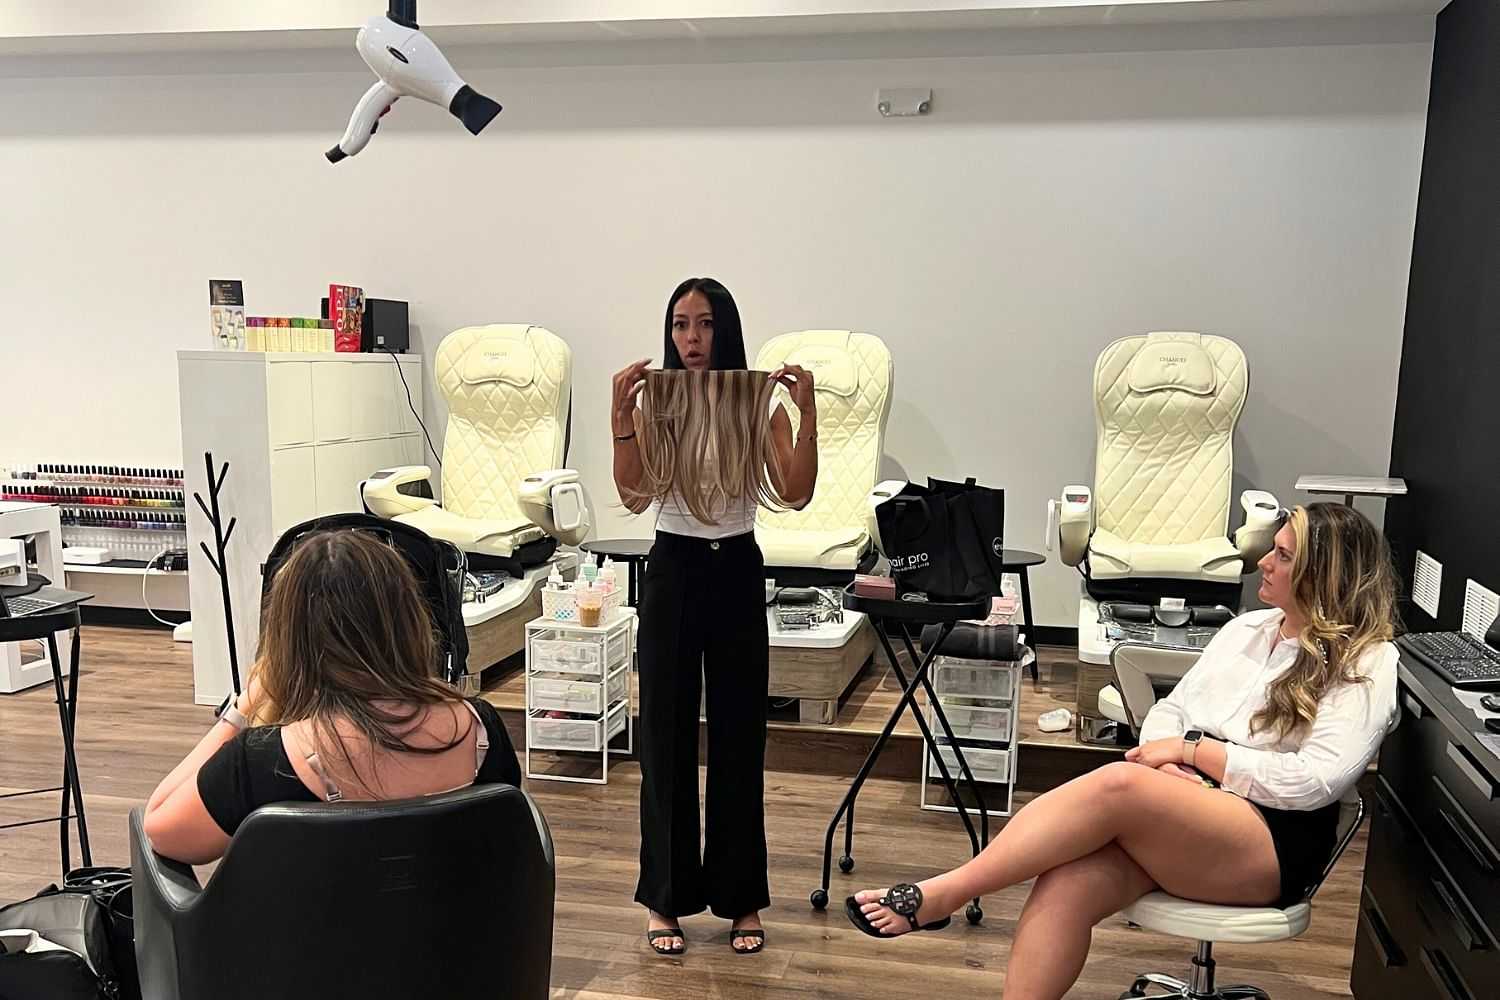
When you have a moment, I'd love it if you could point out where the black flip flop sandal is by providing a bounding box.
[647,928,686,956]
[845,883,952,938]
[730,929,766,955]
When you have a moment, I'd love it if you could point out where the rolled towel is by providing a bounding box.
[919,622,1020,662]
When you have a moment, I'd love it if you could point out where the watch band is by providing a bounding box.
[217,704,249,731]
[1183,729,1203,767]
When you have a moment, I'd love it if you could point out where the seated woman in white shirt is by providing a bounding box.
[846,502,1400,1000]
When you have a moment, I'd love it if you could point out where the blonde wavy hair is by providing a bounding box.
[1252,503,1400,740]
[626,368,786,524]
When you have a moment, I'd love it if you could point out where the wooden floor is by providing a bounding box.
[0,626,1363,999]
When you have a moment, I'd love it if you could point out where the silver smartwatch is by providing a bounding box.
[1183,728,1204,767]
[217,703,249,731]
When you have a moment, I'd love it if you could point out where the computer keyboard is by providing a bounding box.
[4,595,54,617]
[1399,631,1500,689]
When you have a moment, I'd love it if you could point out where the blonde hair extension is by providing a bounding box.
[1250,503,1401,741]
[628,369,787,524]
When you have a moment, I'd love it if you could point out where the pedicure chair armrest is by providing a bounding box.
[1233,489,1281,570]
[1053,485,1093,568]
[361,465,438,519]
[865,479,907,558]
[519,469,592,546]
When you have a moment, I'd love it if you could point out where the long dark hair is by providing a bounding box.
[662,277,748,370]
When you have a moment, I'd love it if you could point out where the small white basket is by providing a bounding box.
[542,584,625,625]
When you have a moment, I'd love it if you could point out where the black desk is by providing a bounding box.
[0,603,93,875]
[1350,653,1500,1000]
[579,538,652,607]
[999,548,1045,680]
[809,586,992,924]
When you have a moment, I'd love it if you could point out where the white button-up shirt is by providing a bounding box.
[1138,608,1399,811]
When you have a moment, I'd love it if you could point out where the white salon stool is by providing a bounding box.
[1115,790,1365,1000]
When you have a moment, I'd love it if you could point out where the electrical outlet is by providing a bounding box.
[1463,580,1499,639]
[1413,551,1442,619]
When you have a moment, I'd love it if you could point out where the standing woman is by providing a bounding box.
[612,277,818,956]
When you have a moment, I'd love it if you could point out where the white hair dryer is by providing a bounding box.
[327,1,502,163]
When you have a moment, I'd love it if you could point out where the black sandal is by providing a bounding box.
[845,883,952,938]
[730,929,766,955]
[647,928,686,956]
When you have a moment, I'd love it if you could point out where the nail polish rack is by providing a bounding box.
[3,463,189,563]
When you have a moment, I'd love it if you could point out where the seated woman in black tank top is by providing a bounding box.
[143,530,520,864]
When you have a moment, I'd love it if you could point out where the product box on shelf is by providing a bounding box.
[328,284,365,353]
[208,279,245,351]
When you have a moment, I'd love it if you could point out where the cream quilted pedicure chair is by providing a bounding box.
[362,324,590,572]
[754,331,896,725]
[1047,333,1282,736]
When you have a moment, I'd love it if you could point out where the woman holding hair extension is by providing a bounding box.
[847,503,1400,1000]
[611,277,818,956]
[142,530,521,865]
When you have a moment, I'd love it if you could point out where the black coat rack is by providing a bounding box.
[192,451,241,714]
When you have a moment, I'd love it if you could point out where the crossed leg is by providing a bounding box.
[852,762,1282,999]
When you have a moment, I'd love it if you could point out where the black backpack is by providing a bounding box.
[260,514,470,683]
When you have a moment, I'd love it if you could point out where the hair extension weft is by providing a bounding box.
[628,369,787,525]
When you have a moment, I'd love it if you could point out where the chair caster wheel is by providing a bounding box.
[810,888,829,909]
[966,903,983,925]
[838,855,855,874]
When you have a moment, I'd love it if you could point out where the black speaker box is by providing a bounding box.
[320,297,410,353]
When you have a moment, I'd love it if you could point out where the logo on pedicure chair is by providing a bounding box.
[1157,354,1188,365]
[992,537,1003,557]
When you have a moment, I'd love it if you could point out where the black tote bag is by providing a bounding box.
[875,478,1006,602]
[928,476,1007,599]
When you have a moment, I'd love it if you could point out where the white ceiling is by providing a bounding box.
[0,1,1448,55]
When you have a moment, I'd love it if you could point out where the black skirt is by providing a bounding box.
[1251,800,1341,907]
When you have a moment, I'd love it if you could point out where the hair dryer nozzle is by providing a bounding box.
[325,145,349,164]
[449,85,502,135]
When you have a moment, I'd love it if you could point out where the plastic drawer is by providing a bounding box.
[934,661,1014,701]
[940,704,1012,743]
[530,669,627,715]
[528,702,628,752]
[605,628,631,671]
[932,744,1011,784]
[530,637,606,677]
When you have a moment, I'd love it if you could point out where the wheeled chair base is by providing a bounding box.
[1119,943,1270,1000]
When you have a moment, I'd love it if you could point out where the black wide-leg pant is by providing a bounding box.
[634,530,770,920]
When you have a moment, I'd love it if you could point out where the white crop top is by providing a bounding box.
[652,493,757,540]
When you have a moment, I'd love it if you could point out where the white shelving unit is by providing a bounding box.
[2,466,191,616]
[921,652,1023,817]
[524,613,634,785]
[0,501,74,693]
[177,350,423,706]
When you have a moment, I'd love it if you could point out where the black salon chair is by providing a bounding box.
[129,784,554,1000]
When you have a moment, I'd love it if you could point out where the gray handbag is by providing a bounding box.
[0,880,123,999]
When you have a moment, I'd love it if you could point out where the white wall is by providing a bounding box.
[0,25,1431,626]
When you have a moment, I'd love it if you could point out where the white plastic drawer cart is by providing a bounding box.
[922,652,1026,817]
[524,613,634,784]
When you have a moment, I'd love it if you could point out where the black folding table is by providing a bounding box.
[0,603,93,874]
[809,586,993,924]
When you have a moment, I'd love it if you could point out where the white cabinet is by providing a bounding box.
[177,351,424,706]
